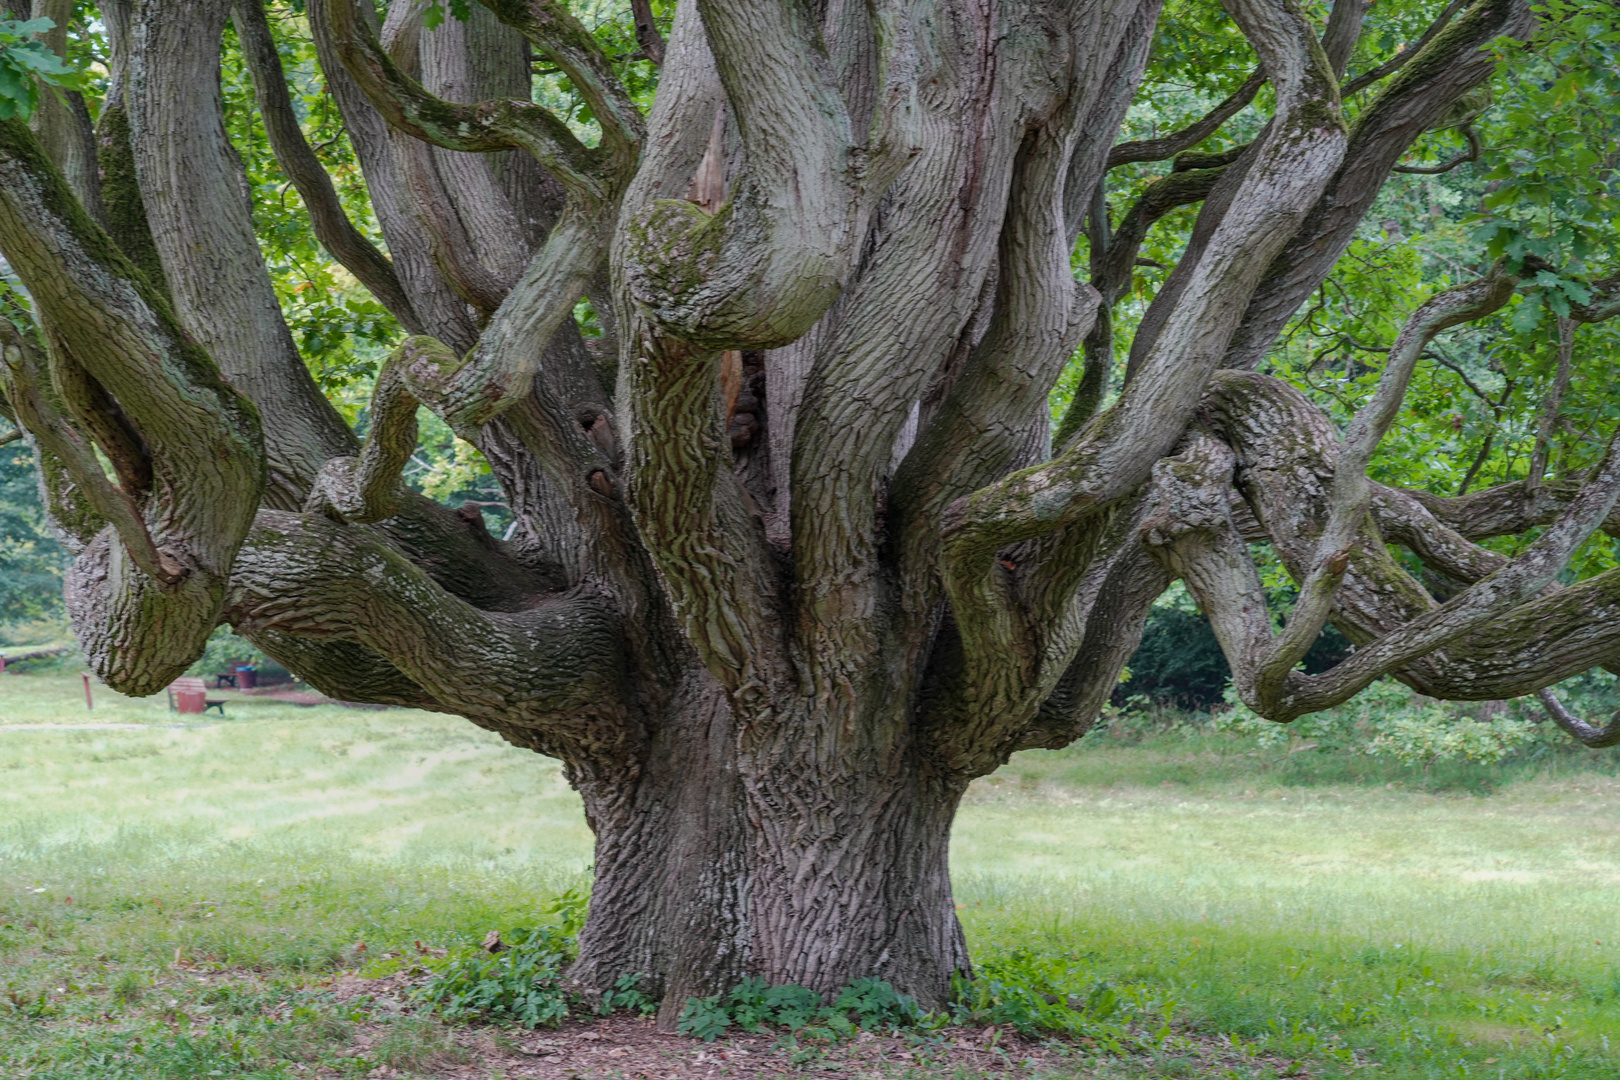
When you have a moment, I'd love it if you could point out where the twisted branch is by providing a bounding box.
[1250,266,1516,706]
[617,0,913,351]
[1222,0,1535,370]
[314,0,605,194]
[1536,689,1620,749]
[318,0,645,431]
[228,509,636,769]
[1342,0,1470,97]
[0,112,264,693]
[940,0,1347,661]
[0,328,176,580]
[477,0,646,166]
[304,347,422,523]
[233,0,422,333]
[1106,68,1265,169]
[1391,121,1481,174]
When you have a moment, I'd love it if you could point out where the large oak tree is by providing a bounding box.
[0,0,1617,1021]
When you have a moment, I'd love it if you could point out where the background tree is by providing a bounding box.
[0,0,1616,1022]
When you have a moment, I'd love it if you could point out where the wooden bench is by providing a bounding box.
[213,659,261,689]
[167,676,227,716]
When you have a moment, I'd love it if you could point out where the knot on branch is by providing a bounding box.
[1323,547,1353,577]
[588,470,617,499]
[624,199,728,341]
[305,456,401,523]
[622,192,849,351]
[1140,437,1240,547]
[304,344,424,524]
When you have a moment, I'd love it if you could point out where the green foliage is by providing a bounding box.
[184,625,270,679]
[833,976,925,1029]
[416,925,574,1027]
[415,916,650,1029]
[675,993,733,1041]
[1471,1,1620,287]
[1117,605,1232,708]
[1217,678,1547,766]
[544,886,589,938]
[950,960,1138,1053]
[597,971,657,1017]
[1364,706,1539,767]
[0,440,67,626]
[0,19,82,122]
[677,976,924,1042]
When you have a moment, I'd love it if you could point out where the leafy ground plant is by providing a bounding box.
[415,925,575,1026]
[677,975,928,1042]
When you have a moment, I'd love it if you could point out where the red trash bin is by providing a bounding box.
[175,690,206,714]
[236,667,257,689]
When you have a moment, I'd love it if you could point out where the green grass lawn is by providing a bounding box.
[3,671,1620,1078]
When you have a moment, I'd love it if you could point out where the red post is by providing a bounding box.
[82,672,93,710]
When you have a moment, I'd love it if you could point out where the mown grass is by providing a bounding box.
[959,723,1620,1078]
[3,672,1620,1078]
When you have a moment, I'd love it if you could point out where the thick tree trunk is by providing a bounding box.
[567,669,971,1023]
[567,672,754,1022]
[745,766,970,1007]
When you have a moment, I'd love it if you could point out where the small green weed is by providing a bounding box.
[597,971,657,1017]
[834,976,927,1029]
[368,1016,470,1071]
[416,926,574,1027]
[546,887,589,937]
[676,993,733,1041]
[951,957,1136,1052]
[112,970,142,1005]
[677,976,927,1042]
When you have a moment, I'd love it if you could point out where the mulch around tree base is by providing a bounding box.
[318,973,1321,1079]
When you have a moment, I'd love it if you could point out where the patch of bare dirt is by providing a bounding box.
[303,972,1326,1080]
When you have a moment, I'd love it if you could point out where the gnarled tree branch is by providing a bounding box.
[1250,266,1516,707]
[940,0,1348,651]
[314,0,606,193]
[1107,67,1265,169]
[304,349,421,523]
[0,111,265,693]
[1342,0,1470,96]
[232,0,422,333]
[228,509,635,769]
[619,0,873,350]
[1536,688,1620,749]
[129,0,355,502]
[1222,0,1535,370]
[1391,120,1480,174]
[1184,359,1620,720]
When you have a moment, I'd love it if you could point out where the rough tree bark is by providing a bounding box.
[2,0,1613,1021]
